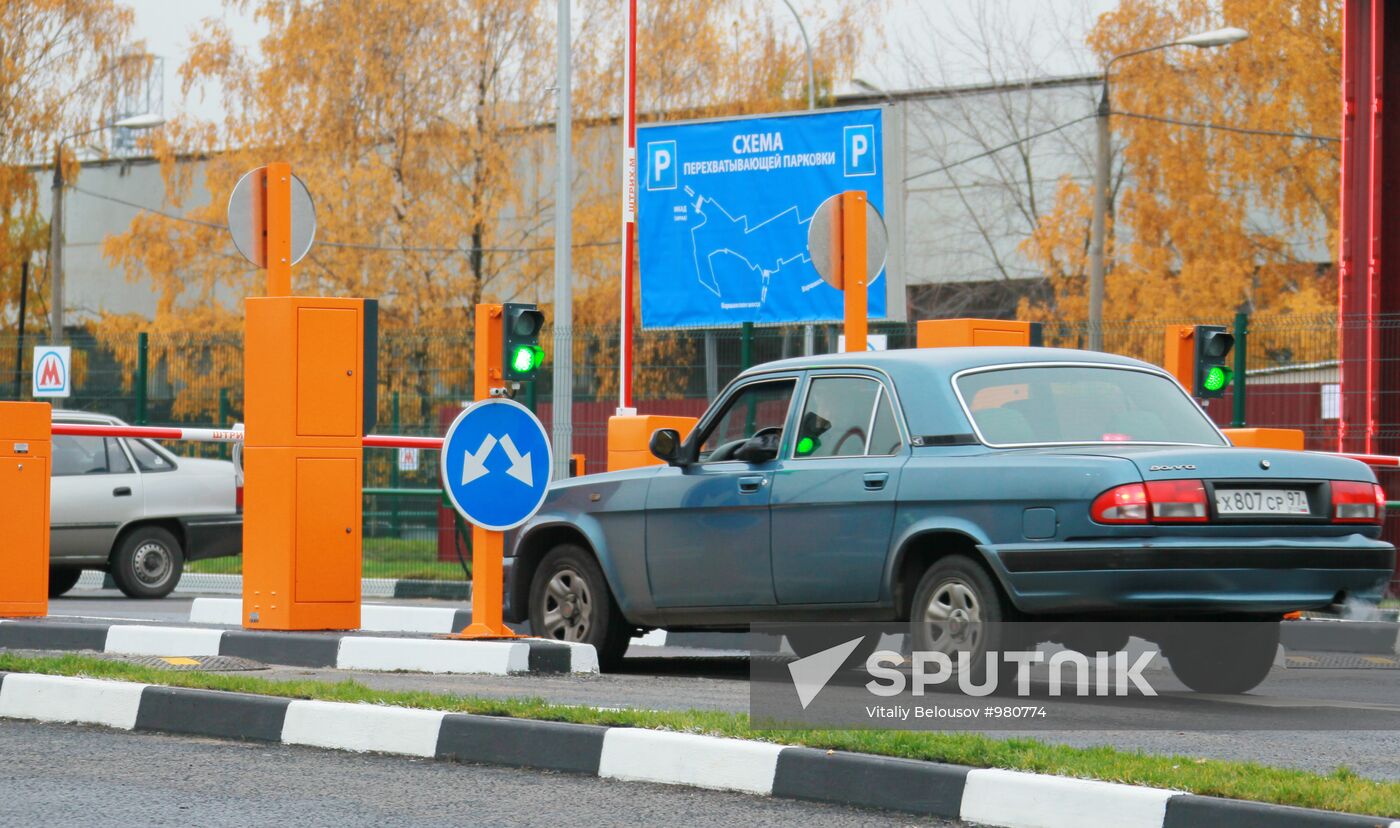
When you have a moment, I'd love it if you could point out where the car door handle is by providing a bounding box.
[863,473,888,491]
[113,486,132,497]
[738,475,767,494]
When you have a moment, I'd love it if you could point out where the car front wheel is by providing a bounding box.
[48,567,83,597]
[528,544,631,671]
[111,526,184,599]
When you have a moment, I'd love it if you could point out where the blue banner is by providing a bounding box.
[638,108,885,328]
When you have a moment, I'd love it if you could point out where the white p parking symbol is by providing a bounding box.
[647,140,677,190]
[843,125,877,177]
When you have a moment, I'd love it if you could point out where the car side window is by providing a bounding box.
[697,380,795,462]
[53,436,131,476]
[868,389,903,456]
[792,377,883,459]
[126,439,176,473]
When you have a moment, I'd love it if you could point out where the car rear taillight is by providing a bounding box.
[236,484,244,513]
[1091,483,1149,524]
[1332,480,1385,524]
[1092,480,1207,525]
[1144,479,1208,522]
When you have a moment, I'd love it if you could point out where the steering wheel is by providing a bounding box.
[832,426,866,457]
[708,426,783,462]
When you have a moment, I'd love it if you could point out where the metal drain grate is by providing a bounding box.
[117,654,268,672]
[1284,652,1400,669]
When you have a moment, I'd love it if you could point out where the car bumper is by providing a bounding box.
[982,535,1396,615]
[180,515,243,562]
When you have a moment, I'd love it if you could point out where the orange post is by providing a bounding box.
[838,190,868,352]
[453,302,523,639]
[1163,325,1196,391]
[0,402,52,617]
[1222,428,1306,451]
[606,414,698,472]
[264,161,293,296]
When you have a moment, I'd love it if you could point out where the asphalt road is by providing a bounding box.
[43,591,1400,781]
[0,719,948,827]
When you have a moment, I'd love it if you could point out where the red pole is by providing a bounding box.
[618,0,637,413]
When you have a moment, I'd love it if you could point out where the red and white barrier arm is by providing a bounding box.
[362,434,444,450]
[1334,452,1400,468]
[52,424,245,443]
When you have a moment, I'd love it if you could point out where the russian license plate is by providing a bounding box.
[1214,488,1311,516]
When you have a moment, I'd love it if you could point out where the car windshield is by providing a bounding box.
[955,365,1227,446]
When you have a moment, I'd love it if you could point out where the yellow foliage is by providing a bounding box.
[0,0,139,347]
[1024,0,1340,364]
[98,0,875,414]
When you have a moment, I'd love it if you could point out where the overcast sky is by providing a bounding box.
[126,0,1119,122]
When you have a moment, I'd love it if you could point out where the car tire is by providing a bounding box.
[908,555,1020,690]
[528,544,632,671]
[1162,620,1279,694]
[111,526,184,599]
[48,567,83,598]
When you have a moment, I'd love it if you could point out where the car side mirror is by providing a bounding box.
[649,428,684,466]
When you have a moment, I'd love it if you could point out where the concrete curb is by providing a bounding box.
[0,619,595,675]
[0,672,1392,828]
[1281,619,1400,656]
[75,571,471,601]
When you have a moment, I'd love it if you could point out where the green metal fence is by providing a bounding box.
[0,314,1367,583]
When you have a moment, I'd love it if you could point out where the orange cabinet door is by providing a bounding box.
[293,456,360,603]
[0,456,49,608]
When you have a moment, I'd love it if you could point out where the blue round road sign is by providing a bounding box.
[440,398,553,531]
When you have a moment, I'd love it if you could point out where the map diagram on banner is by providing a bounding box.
[638,108,885,328]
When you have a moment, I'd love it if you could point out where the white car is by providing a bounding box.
[50,410,242,598]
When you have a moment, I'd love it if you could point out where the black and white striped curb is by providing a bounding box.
[0,619,595,675]
[0,673,1391,828]
[189,597,779,651]
[76,571,471,601]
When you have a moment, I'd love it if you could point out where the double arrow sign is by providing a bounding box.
[460,434,534,488]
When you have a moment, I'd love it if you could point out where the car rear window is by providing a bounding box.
[955,365,1226,446]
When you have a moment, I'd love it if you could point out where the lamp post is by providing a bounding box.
[47,112,165,339]
[780,0,817,356]
[1086,27,1247,351]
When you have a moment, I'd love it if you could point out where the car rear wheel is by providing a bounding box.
[909,555,1020,689]
[1161,620,1279,694]
[111,526,184,599]
[48,567,83,598]
[528,544,631,671]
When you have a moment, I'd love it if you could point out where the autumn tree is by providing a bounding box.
[0,0,139,382]
[1023,0,1341,362]
[100,0,874,416]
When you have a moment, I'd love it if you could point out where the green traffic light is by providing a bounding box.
[796,436,815,455]
[511,346,535,374]
[1203,365,1232,392]
[530,345,546,370]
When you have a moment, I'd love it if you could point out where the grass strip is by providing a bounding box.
[0,651,1395,818]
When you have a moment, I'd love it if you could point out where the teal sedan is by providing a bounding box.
[505,347,1395,689]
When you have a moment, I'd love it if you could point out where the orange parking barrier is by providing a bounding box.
[1223,428,1306,451]
[243,296,374,631]
[607,415,697,472]
[917,318,1041,348]
[0,401,51,617]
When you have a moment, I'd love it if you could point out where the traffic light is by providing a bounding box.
[502,303,545,381]
[1164,324,1234,398]
[1192,325,1235,397]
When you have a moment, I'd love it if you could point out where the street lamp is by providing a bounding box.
[1086,27,1248,351]
[779,0,818,356]
[47,112,166,339]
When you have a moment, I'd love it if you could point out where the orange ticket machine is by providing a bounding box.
[0,401,51,617]
[607,414,698,472]
[242,296,377,630]
[917,318,1043,348]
